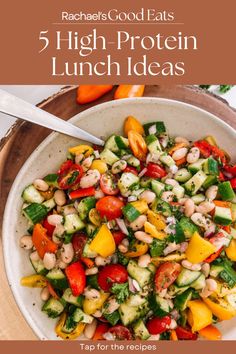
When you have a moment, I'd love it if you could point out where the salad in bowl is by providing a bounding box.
[19,115,236,341]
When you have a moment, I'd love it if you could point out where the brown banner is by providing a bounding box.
[0,341,236,354]
[0,0,236,83]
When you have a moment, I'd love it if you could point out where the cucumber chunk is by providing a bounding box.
[42,298,64,318]
[46,268,68,290]
[23,203,48,224]
[151,180,165,197]
[22,185,44,204]
[127,260,152,288]
[100,148,119,165]
[62,288,83,307]
[149,294,170,317]
[174,288,193,310]
[64,214,85,234]
[73,308,93,324]
[184,170,207,195]
[176,268,201,287]
[214,206,232,226]
[133,319,150,340]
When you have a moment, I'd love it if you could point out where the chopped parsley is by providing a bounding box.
[111,282,130,304]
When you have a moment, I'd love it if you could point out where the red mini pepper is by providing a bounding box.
[194,140,226,165]
[69,187,96,199]
[65,261,86,296]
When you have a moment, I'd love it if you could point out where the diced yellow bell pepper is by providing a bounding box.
[55,312,86,340]
[203,298,236,320]
[83,292,109,315]
[205,136,218,147]
[20,275,47,288]
[125,241,149,258]
[187,300,213,332]
[146,210,166,230]
[89,224,116,257]
[68,144,93,157]
[131,200,148,214]
[90,159,108,174]
[152,253,186,266]
[186,232,216,264]
[225,239,236,261]
[144,221,166,240]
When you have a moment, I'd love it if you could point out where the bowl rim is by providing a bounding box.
[3,96,236,340]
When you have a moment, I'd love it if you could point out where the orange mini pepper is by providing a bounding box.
[198,325,222,340]
[128,130,148,161]
[32,223,58,259]
[77,85,113,104]
[114,85,145,99]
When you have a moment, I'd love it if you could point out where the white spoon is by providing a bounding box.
[0,89,104,146]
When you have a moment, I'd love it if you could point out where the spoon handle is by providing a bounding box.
[0,89,104,146]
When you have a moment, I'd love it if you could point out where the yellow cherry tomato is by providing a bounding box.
[83,292,109,315]
[90,159,108,174]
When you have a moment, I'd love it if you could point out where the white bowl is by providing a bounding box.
[3,97,236,340]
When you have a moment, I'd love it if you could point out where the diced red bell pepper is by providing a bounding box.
[145,163,167,179]
[175,326,198,340]
[65,261,86,296]
[124,166,138,176]
[230,177,236,189]
[219,171,225,182]
[69,187,95,199]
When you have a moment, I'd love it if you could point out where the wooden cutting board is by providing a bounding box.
[0,85,236,339]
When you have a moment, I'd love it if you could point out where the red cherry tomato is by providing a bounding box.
[146,316,171,335]
[175,326,198,340]
[72,233,87,259]
[145,163,167,179]
[93,323,110,340]
[96,196,124,220]
[224,164,236,177]
[100,172,119,195]
[58,162,83,190]
[230,177,236,189]
[112,231,126,245]
[219,171,226,182]
[108,325,132,340]
[124,166,138,176]
[155,262,181,292]
[97,264,128,291]
[194,140,226,165]
[65,261,86,296]
[42,217,55,237]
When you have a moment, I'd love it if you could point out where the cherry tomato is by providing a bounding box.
[108,325,132,340]
[72,233,87,259]
[145,163,167,179]
[93,323,110,340]
[146,316,171,335]
[224,164,236,177]
[175,326,198,340]
[155,262,181,292]
[98,264,128,291]
[57,160,73,175]
[96,196,124,220]
[230,177,236,189]
[42,217,55,237]
[100,172,119,195]
[112,231,126,245]
[124,166,138,175]
[58,162,83,190]
[219,171,226,181]
[194,140,226,165]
